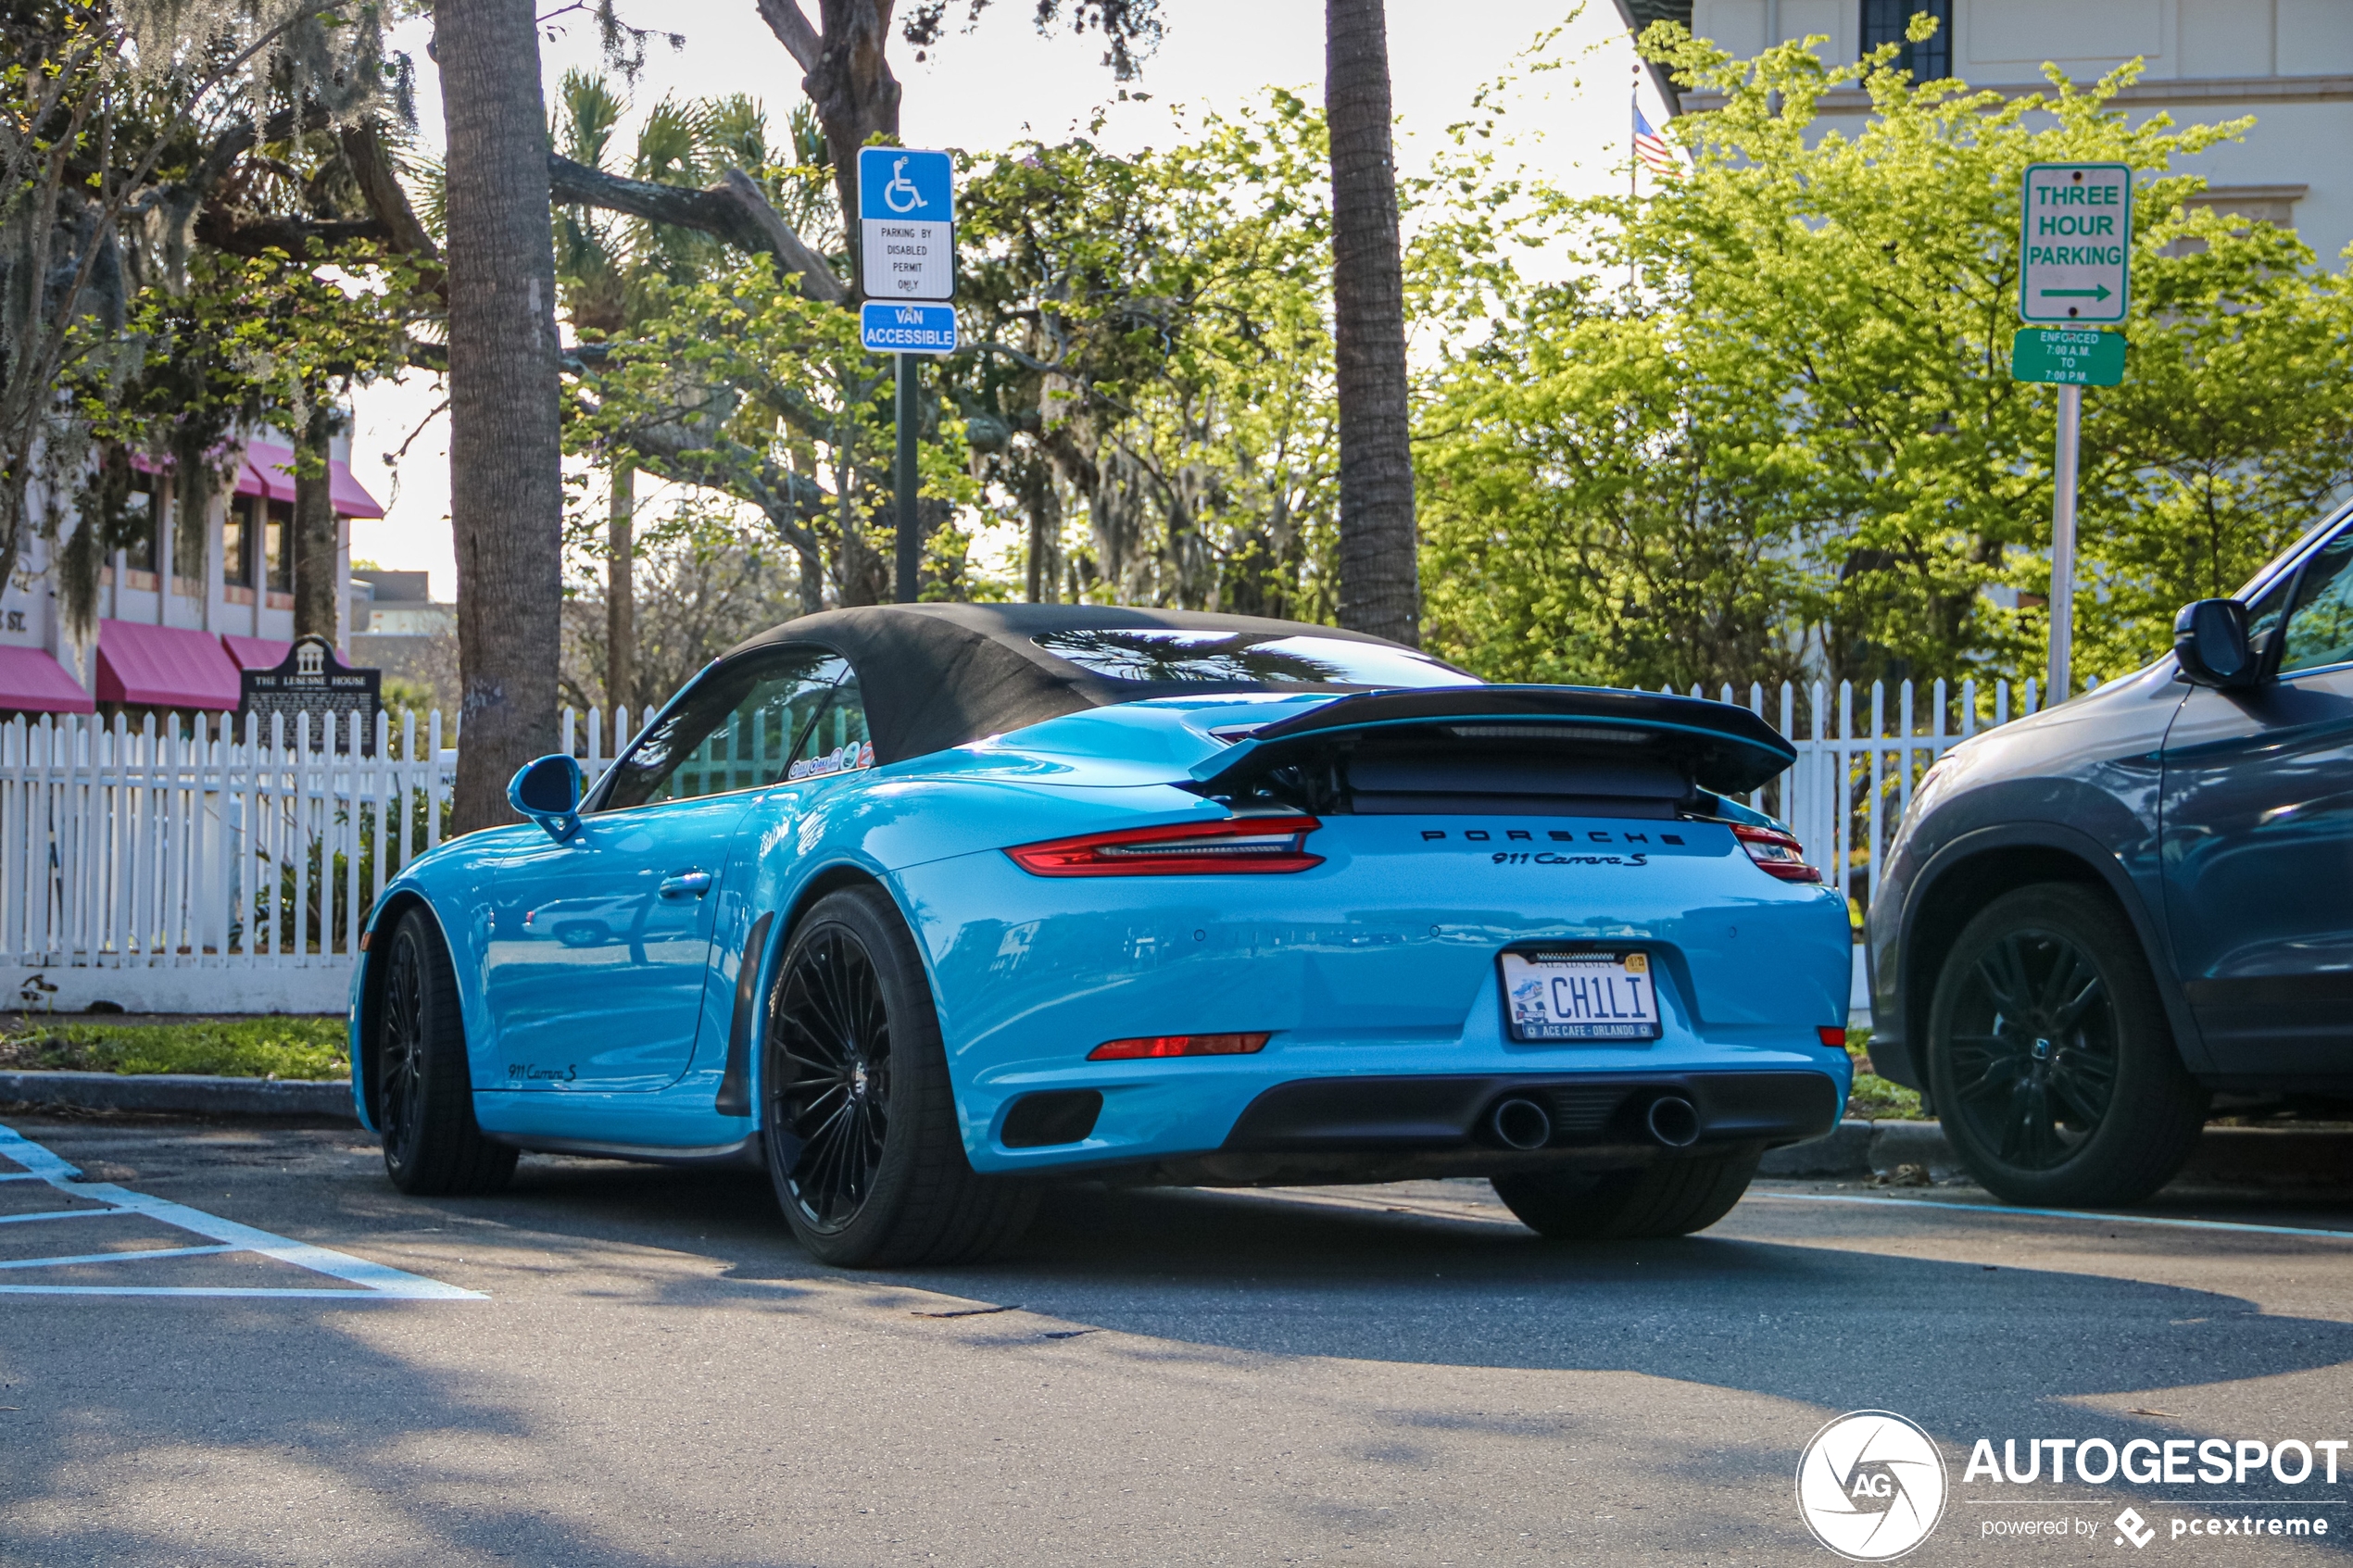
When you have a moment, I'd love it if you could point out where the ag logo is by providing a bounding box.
[1795,1410,1947,1561]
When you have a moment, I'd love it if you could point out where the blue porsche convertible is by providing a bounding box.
[349,606,1853,1265]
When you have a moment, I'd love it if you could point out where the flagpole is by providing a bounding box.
[1629,62,1640,294]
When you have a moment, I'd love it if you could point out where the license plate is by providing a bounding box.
[1501,950,1663,1042]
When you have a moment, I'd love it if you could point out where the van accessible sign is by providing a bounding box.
[2019,163,2132,324]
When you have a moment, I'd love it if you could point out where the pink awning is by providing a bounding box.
[330,458,384,519]
[220,633,291,671]
[0,646,94,714]
[235,441,384,518]
[95,620,243,711]
[240,440,295,503]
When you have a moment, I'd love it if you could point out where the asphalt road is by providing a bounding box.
[5,1116,2353,1566]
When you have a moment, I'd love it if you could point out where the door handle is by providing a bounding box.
[658,870,713,899]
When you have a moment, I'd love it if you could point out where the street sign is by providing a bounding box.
[2010,327,2125,386]
[2019,162,2132,324]
[857,145,954,302]
[861,301,957,356]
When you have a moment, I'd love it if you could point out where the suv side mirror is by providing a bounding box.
[508,754,585,841]
[2172,598,2260,690]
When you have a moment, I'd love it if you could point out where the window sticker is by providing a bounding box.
[789,739,876,782]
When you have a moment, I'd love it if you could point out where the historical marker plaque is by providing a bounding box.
[238,635,382,754]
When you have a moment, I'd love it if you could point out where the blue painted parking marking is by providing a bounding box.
[0,1121,484,1299]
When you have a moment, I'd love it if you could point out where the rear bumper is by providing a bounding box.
[1223,1069,1839,1153]
[1000,1068,1842,1187]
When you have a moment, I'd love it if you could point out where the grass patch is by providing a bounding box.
[0,1018,347,1080]
[1844,1026,1928,1121]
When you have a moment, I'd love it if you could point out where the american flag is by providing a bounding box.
[1633,102,1680,179]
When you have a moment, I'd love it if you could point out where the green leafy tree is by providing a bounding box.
[1419,21,2353,694]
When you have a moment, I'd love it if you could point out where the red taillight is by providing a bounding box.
[1006,816,1324,876]
[1732,823,1822,883]
[1818,1025,1847,1049]
[1088,1032,1271,1061]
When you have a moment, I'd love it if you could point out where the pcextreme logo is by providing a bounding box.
[1797,1411,1950,1562]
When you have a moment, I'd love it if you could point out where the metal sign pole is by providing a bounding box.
[894,351,920,604]
[2049,382,2082,699]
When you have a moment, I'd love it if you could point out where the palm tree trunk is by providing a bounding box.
[606,462,635,713]
[1326,0,1419,646]
[290,402,339,642]
[437,0,565,833]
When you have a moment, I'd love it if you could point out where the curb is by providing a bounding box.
[0,1070,355,1120]
[1759,1120,2353,1187]
[1758,1119,1958,1179]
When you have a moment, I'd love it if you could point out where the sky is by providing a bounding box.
[348,0,1671,598]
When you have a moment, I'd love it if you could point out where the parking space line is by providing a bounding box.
[1754,1190,2353,1241]
[0,1120,484,1300]
[0,1207,135,1226]
[0,1244,239,1270]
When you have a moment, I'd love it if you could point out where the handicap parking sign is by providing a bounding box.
[858,147,954,302]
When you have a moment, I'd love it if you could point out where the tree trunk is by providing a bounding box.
[606,462,635,714]
[438,0,565,833]
[290,403,340,643]
[1326,0,1420,646]
[802,0,902,285]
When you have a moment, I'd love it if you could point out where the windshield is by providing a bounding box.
[1034,629,1480,689]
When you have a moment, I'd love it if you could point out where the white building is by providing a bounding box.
[0,428,384,719]
[1620,0,2353,264]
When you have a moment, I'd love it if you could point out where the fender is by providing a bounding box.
[1889,820,2209,1086]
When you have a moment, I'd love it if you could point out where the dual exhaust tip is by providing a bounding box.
[1487,1093,1702,1151]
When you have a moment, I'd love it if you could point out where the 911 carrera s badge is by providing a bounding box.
[789,739,875,782]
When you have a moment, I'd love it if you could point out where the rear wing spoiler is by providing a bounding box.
[1189,684,1798,798]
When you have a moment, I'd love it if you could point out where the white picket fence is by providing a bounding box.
[0,680,2042,1015]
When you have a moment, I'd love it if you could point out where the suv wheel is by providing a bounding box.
[1925,884,2206,1206]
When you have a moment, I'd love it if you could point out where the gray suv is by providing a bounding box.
[1868,505,2353,1205]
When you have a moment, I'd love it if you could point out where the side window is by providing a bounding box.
[598,647,846,811]
[786,672,874,781]
[2278,529,2353,675]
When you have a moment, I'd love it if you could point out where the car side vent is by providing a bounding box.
[1001,1089,1104,1148]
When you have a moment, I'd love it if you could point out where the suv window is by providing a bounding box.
[599,646,848,810]
[2278,528,2353,675]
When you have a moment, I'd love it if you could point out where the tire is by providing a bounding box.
[375,907,517,1197]
[1491,1150,1759,1240]
[1924,883,2208,1207]
[761,886,1036,1268]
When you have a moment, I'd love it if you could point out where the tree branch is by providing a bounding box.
[753,0,823,72]
[548,152,849,304]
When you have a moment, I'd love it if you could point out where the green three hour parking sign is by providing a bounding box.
[2019,162,2132,324]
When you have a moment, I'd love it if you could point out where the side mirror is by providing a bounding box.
[2172,598,2260,690]
[508,754,585,842]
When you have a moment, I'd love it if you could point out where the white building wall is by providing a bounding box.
[1678,0,2353,263]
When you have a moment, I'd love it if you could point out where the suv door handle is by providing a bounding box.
[658,870,713,898]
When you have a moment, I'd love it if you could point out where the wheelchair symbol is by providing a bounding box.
[882,157,926,214]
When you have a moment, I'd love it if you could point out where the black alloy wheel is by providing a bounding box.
[1940,923,2120,1172]
[378,918,431,1153]
[761,886,1036,1268]
[373,907,515,1196]
[772,922,894,1233]
[1926,884,2206,1207]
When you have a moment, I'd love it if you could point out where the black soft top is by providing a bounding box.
[724,604,1431,764]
